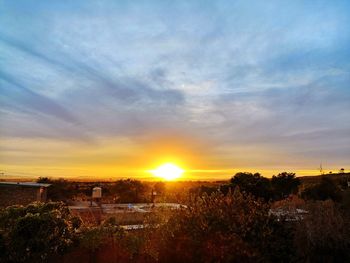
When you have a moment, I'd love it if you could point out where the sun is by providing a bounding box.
[151,163,184,181]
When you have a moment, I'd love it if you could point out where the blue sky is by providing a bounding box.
[0,0,349,178]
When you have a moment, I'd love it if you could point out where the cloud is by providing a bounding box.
[0,71,78,124]
[0,0,349,175]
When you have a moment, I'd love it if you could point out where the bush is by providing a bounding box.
[301,177,342,202]
[142,189,290,263]
[294,200,350,262]
[0,202,81,263]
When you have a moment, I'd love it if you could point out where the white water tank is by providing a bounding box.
[92,187,102,198]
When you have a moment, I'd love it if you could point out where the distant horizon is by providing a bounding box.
[1,168,348,182]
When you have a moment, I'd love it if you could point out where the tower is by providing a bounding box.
[319,162,324,175]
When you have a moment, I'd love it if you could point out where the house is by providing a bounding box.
[0,182,51,208]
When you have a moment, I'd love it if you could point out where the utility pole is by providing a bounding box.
[319,162,324,175]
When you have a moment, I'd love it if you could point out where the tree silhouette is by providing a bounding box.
[230,172,273,200]
[271,172,300,200]
[112,179,148,203]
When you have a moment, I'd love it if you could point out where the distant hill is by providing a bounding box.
[299,172,350,185]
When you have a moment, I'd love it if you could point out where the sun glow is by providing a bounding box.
[151,163,184,181]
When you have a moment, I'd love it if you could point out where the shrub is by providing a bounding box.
[0,202,81,263]
[142,189,289,262]
[301,177,342,202]
[294,200,350,261]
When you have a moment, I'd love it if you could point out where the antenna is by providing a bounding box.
[319,162,324,175]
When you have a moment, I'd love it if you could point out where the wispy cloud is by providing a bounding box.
[0,0,349,176]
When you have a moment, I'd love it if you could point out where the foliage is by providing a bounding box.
[80,227,109,251]
[78,217,148,262]
[0,233,6,261]
[229,172,301,201]
[301,177,342,202]
[0,202,81,263]
[189,185,218,196]
[230,172,273,200]
[7,175,348,262]
[341,189,350,214]
[115,229,146,260]
[294,200,350,262]
[112,179,149,203]
[142,189,287,263]
[36,177,74,201]
[36,177,51,184]
[264,219,296,262]
[271,172,300,200]
[153,182,165,196]
[338,176,350,190]
[80,216,123,250]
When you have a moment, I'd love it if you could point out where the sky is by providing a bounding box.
[0,0,349,180]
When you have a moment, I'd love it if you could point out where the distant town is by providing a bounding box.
[1,170,350,262]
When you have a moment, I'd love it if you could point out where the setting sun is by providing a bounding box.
[151,163,184,181]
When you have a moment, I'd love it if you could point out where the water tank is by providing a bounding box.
[92,187,102,198]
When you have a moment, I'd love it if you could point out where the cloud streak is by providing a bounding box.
[0,0,349,177]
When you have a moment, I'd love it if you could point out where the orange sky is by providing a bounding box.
[1,1,349,180]
[0,134,338,181]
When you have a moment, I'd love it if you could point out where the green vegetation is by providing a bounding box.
[111,179,149,203]
[210,171,300,201]
[2,171,348,262]
[145,190,281,262]
[0,202,81,263]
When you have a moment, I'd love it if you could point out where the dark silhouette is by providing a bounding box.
[37,177,74,201]
[230,172,273,200]
[271,172,300,200]
[111,179,148,203]
[301,177,342,202]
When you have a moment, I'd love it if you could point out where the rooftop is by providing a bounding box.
[0,182,51,188]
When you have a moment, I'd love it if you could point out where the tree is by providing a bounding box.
[143,189,289,263]
[36,177,51,184]
[36,177,74,201]
[112,179,148,203]
[230,172,273,200]
[153,181,166,196]
[271,172,300,200]
[0,202,81,262]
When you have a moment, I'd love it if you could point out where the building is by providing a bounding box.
[0,182,51,208]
